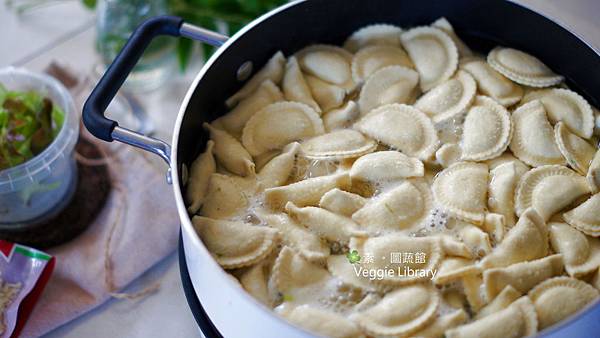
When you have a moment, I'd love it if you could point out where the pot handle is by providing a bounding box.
[82,15,228,165]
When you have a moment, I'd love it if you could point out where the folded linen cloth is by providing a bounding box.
[20,132,180,338]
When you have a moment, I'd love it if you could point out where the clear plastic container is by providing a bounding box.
[0,68,79,227]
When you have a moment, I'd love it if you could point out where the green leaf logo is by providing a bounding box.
[347,250,361,264]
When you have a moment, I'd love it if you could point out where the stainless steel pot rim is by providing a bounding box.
[171,1,600,336]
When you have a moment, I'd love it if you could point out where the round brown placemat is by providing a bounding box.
[0,137,111,249]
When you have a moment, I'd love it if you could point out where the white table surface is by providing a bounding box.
[1,1,598,338]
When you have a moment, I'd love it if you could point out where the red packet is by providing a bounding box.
[0,240,54,338]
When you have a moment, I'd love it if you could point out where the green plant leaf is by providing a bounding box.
[82,0,97,9]
[169,0,287,70]
[177,38,193,72]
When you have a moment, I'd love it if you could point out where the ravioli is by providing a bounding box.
[296,44,356,92]
[344,24,402,52]
[192,216,278,269]
[299,129,377,160]
[432,162,489,224]
[414,70,476,123]
[509,100,565,167]
[354,103,439,160]
[188,18,600,338]
[401,26,459,91]
[357,65,419,115]
[564,193,600,236]
[528,277,599,329]
[487,47,563,87]
[352,179,432,234]
[349,150,424,183]
[186,140,216,214]
[549,222,600,277]
[351,45,413,83]
[522,88,594,139]
[242,101,324,156]
[514,165,590,221]
[355,284,440,337]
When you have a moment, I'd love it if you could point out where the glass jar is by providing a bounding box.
[96,0,177,91]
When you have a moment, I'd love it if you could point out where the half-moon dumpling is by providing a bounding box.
[201,173,257,219]
[480,209,549,269]
[186,140,216,214]
[351,45,413,83]
[401,26,458,91]
[487,47,563,87]
[296,44,355,92]
[354,284,440,337]
[265,172,351,209]
[433,257,481,285]
[438,234,474,259]
[215,80,283,137]
[322,101,360,131]
[514,165,590,221]
[475,285,522,320]
[483,254,563,299]
[352,179,432,234]
[326,255,380,292]
[260,211,329,262]
[486,152,530,171]
[528,277,599,329]
[509,100,566,167]
[305,75,346,111]
[459,95,512,161]
[522,88,594,139]
[555,121,596,175]
[257,142,300,189]
[357,65,419,115]
[435,143,462,168]
[344,24,402,52]
[239,261,272,306]
[350,235,443,285]
[432,162,489,224]
[242,101,324,156]
[226,51,286,107]
[282,56,321,113]
[285,202,367,243]
[319,188,367,217]
[445,297,537,338]
[276,304,364,338]
[564,193,600,236]
[299,129,376,160]
[192,216,278,269]
[414,70,476,123]
[461,59,523,107]
[204,123,255,176]
[254,149,280,172]
[488,161,529,227]
[461,274,486,311]
[455,221,493,258]
[349,150,424,183]
[354,103,439,160]
[587,149,600,193]
[269,246,331,302]
[431,17,473,57]
[412,309,469,338]
[549,222,600,277]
